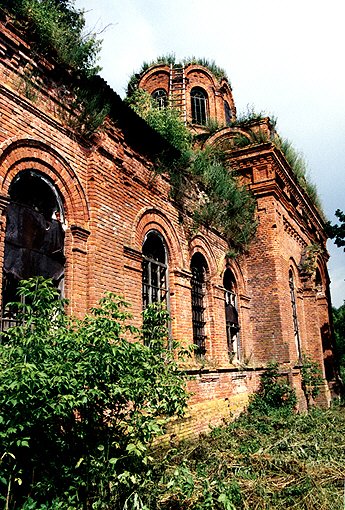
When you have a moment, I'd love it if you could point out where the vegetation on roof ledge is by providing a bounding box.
[0,0,101,77]
[127,54,230,96]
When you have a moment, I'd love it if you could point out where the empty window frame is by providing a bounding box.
[142,231,168,309]
[1,170,65,331]
[151,89,168,109]
[315,268,322,292]
[224,100,232,126]
[224,268,240,360]
[190,253,208,355]
[289,269,302,361]
[191,87,208,125]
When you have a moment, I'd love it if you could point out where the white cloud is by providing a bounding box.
[76,0,345,305]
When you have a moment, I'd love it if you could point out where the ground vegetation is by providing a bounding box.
[0,278,189,509]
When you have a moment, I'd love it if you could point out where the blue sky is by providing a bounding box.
[75,0,345,306]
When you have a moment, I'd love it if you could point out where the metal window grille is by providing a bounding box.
[142,232,168,309]
[289,270,302,360]
[225,289,240,360]
[142,257,168,308]
[191,88,207,125]
[191,260,207,355]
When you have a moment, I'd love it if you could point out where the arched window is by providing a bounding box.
[224,100,232,126]
[191,87,208,125]
[224,268,240,361]
[142,231,168,309]
[2,170,65,329]
[315,268,322,292]
[289,269,302,360]
[190,253,208,355]
[152,89,168,109]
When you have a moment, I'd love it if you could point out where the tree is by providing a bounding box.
[326,209,345,251]
[333,303,345,380]
[0,278,189,509]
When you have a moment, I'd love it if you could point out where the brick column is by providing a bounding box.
[67,224,90,317]
[0,195,9,311]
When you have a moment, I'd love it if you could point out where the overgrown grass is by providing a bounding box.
[149,405,345,509]
[230,119,324,217]
[0,0,101,76]
[126,90,257,254]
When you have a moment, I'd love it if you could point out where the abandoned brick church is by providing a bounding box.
[0,18,337,434]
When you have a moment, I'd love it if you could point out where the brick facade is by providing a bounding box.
[0,21,337,438]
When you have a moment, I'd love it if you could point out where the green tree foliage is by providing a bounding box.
[326,209,345,251]
[0,278,189,509]
[333,302,345,380]
[126,90,257,254]
[0,0,101,76]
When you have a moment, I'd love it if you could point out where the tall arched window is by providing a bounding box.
[224,268,240,361]
[190,253,208,355]
[191,87,208,125]
[315,268,322,292]
[224,100,232,126]
[1,170,65,329]
[289,269,302,361]
[142,231,168,309]
[151,89,168,109]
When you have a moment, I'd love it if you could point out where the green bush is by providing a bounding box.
[248,362,297,416]
[0,278,189,509]
[1,0,101,76]
[126,91,257,254]
[301,353,324,408]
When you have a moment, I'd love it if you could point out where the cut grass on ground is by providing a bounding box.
[150,406,345,509]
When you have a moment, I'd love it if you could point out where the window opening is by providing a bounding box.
[191,253,207,355]
[1,170,65,331]
[315,268,322,292]
[142,231,168,309]
[191,87,208,125]
[152,89,168,109]
[224,268,240,361]
[289,269,302,361]
[224,100,232,126]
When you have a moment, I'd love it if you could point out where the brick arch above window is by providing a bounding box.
[132,207,184,269]
[189,234,217,279]
[0,138,89,227]
[220,257,247,294]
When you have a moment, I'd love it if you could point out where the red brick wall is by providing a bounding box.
[0,22,335,436]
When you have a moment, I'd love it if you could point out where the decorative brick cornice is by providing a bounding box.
[283,216,307,248]
[70,224,90,254]
[123,245,142,263]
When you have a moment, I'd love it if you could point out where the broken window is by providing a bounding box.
[289,269,302,361]
[151,88,168,109]
[191,253,208,356]
[224,100,232,126]
[224,268,240,361]
[142,231,168,309]
[191,87,208,125]
[1,170,65,330]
